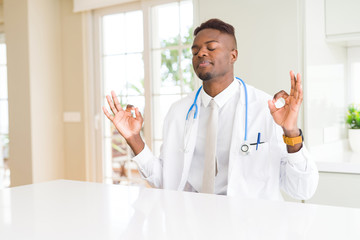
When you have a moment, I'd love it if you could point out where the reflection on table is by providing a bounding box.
[1,180,360,240]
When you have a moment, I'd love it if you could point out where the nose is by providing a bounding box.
[197,47,208,57]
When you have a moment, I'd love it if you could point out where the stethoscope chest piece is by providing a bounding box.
[240,143,251,155]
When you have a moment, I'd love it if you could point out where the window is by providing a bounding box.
[99,9,145,185]
[94,0,195,185]
[151,1,194,156]
[0,34,9,189]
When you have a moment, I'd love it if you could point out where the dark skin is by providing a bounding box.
[191,29,238,97]
[103,28,303,154]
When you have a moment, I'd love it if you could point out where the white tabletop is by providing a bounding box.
[1,180,360,240]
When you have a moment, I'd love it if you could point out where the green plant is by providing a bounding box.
[346,104,360,129]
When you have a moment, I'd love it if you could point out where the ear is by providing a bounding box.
[230,49,238,64]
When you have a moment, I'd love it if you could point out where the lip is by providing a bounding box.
[198,60,211,68]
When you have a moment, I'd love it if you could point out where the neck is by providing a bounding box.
[202,72,234,97]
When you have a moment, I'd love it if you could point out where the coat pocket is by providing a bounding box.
[241,142,271,181]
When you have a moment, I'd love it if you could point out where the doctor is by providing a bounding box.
[103,18,319,200]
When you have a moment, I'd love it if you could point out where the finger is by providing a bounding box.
[273,90,289,102]
[289,70,296,97]
[296,74,303,104]
[102,106,114,121]
[125,104,134,112]
[125,105,136,119]
[268,100,278,114]
[134,107,143,122]
[111,91,123,112]
[106,95,118,115]
[294,73,302,100]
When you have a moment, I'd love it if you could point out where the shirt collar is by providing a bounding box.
[201,79,239,108]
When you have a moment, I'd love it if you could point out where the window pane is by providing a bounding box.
[125,11,143,53]
[111,132,129,184]
[103,136,113,179]
[180,1,193,44]
[152,95,182,140]
[0,135,9,160]
[152,2,180,49]
[181,47,195,93]
[103,14,126,55]
[103,11,143,55]
[0,66,7,99]
[125,53,144,96]
[103,55,126,96]
[103,112,112,138]
[153,49,181,94]
[0,44,6,65]
[126,95,145,115]
[0,101,9,134]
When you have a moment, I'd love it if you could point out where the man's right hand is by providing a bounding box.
[103,91,145,155]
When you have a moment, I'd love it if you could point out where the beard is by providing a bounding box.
[197,71,213,81]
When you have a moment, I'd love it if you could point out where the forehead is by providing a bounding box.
[192,28,232,45]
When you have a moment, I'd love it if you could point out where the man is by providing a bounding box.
[103,19,318,200]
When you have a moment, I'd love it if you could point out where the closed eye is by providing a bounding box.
[192,50,199,56]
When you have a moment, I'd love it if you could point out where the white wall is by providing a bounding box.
[60,0,87,181]
[4,0,90,186]
[28,0,65,182]
[197,0,302,98]
[5,0,65,185]
[5,0,34,186]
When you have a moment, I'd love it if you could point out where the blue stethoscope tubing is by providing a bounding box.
[185,77,250,154]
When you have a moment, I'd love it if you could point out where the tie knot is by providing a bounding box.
[209,99,218,109]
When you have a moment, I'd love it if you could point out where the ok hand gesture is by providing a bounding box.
[268,71,303,137]
[102,91,143,140]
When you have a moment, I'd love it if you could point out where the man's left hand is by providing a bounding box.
[268,70,302,138]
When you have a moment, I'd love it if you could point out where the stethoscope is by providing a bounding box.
[184,77,251,155]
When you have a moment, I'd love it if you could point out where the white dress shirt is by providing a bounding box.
[186,79,240,195]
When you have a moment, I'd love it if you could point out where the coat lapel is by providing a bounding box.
[228,82,246,183]
[177,101,201,191]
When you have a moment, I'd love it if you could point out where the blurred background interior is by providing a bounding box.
[1,0,360,208]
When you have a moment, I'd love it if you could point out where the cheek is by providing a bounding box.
[221,53,232,64]
[215,53,228,65]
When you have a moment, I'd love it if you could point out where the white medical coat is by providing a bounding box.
[133,82,319,200]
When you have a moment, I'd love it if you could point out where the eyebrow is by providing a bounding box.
[191,40,219,49]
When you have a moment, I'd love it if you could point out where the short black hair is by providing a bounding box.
[194,18,237,48]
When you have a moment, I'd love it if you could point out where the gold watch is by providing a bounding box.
[283,129,303,146]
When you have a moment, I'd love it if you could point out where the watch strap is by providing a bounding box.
[283,129,303,146]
